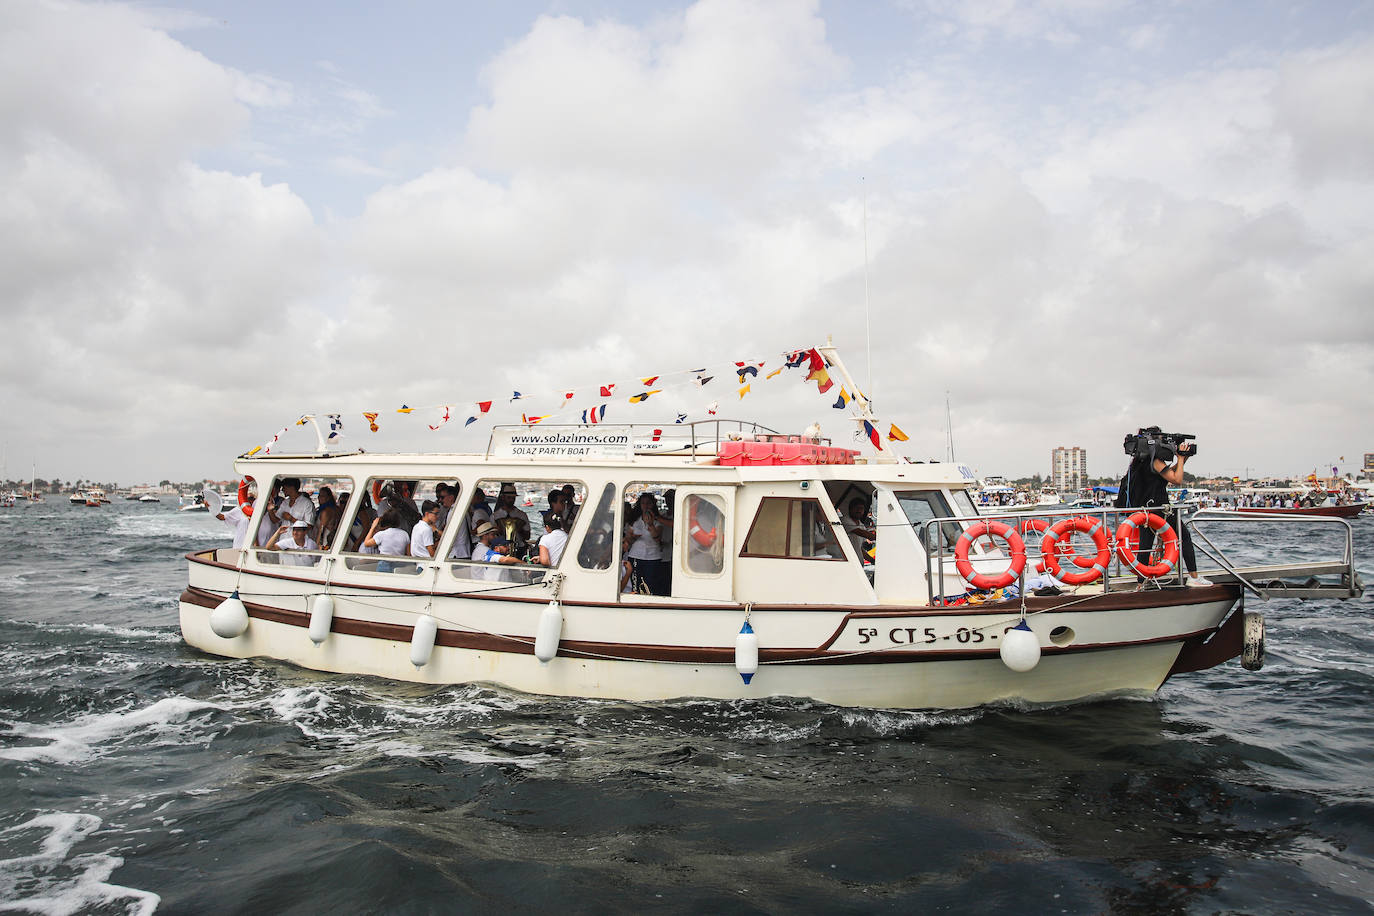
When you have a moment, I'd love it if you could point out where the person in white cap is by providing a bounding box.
[265,519,319,567]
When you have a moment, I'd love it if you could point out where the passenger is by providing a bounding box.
[536,513,569,567]
[491,482,531,555]
[447,510,474,563]
[265,519,319,566]
[542,489,566,527]
[269,478,316,534]
[561,484,579,527]
[844,497,876,560]
[215,502,254,550]
[315,486,341,549]
[364,509,410,573]
[659,489,676,570]
[1115,433,1208,585]
[434,484,456,528]
[257,481,284,547]
[470,487,493,530]
[625,493,668,595]
[410,500,442,558]
[471,521,524,582]
[349,491,376,551]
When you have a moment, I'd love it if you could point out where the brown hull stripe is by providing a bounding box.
[180,585,1221,667]
[184,550,1238,614]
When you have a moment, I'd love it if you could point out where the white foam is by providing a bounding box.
[112,513,225,543]
[0,696,222,765]
[0,812,160,915]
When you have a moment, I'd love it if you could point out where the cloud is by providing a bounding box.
[1274,35,1374,183]
[1,0,1372,484]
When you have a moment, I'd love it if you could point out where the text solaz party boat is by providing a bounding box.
[180,344,1363,709]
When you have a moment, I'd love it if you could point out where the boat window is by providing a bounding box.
[682,494,727,575]
[948,489,979,520]
[470,478,586,560]
[894,490,965,551]
[621,483,679,595]
[249,474,354,564]
[740,497,845,560]
[577,483,618,570]
[335,476,461,574]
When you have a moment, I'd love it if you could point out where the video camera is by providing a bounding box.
[1123,426,1198,461]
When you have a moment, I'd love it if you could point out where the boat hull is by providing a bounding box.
[179,551,1242,710]
[1234,504,1365,518]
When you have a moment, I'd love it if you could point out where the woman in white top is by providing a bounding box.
[537,513,569,567]
[625,493,668,594]
[364,510,412,573]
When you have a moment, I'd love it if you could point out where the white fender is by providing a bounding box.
[209,590,249,639]
[735,621,758,685]
[1241,611,1265,671]
[534,600,563,664]
[308,595,335,646]
[999,619,1041,672]
[409,614,438,668]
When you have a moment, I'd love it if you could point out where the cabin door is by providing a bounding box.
[670,486,734,603]
[871,484,932,605]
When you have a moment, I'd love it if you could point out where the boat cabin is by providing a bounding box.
[226,423,1004,610]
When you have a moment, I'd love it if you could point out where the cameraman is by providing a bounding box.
[1116,431,1210,586]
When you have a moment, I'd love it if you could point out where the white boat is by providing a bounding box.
[70,487,107,506]
[179,344,1363,710]
[179,493,210,512]
[139,494,161,503]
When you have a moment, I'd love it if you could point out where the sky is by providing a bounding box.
[2,0,1373,486]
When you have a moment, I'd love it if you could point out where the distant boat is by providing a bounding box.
[1235,503,1365,519]
[139,494,161,503]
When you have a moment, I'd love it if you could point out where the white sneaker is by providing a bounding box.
[1187,575,1213,587]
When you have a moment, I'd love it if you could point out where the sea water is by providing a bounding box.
[0,502,1371,913]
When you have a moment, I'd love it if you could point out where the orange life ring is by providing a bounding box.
[1041,516,1111,585]
[954,520,1026,590]
[688,497,718,548]
[1114,512,1179,578]
[237,477,255,517]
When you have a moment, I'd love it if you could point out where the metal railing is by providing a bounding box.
[1188,509,1362,599]
[920,503,1197,601]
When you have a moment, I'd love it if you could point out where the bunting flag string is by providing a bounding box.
[428,406,451,431]
[887,423,909,442]
[862,420,883,450]
[833,388,849,409]
[253,346,828,452]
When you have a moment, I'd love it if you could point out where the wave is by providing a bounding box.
[0,812,159,915]
[0,696,225,765]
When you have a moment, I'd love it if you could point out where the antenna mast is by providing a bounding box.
[945,390,955,462]
[862,178,872,399]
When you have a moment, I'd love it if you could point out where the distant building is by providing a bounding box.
[1051,446,1088,493]
[1365,453,1374,473]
